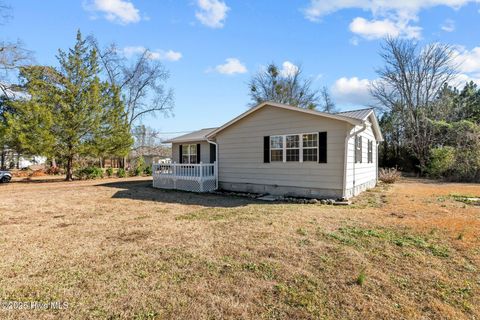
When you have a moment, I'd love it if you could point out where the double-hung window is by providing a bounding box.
[181,144,197,164]
[286,135,300,161]
[302,133,318,162]
[270,136,283,162]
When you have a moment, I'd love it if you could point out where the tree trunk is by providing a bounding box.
[0,148,5,170]
[65,156,74,181]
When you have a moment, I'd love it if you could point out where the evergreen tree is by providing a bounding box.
[6,31,132,180]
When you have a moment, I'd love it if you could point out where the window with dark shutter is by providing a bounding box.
[318,132,327,163]
[263,136,270,163]
[196,144,201,163]
[179,145,183,163]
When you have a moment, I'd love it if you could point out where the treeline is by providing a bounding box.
[372,38,480,182]
[380,82,480,181]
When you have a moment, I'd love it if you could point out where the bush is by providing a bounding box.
[117,168,126,178]
[75,166,104,180]
[131,156,146,176]
[427,146,456,178]
[144,166,152,176]
[106,167,114,177]
[379,168,401,184]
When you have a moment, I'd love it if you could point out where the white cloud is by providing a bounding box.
[84,0,141,24]
[441,19,455,32]
[349,17,399,39]
[453,46,480,74]
[123,46,182,61]
[331,76,375,106]
[195,0,229,28]
[212,58,247,75]
[303,0,478,40]
[279,61,299,77]
[453,73,480,87]
[349,17,422,39]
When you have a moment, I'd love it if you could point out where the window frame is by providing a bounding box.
[269,132,319,163]
[270,135,284,162]
[181,144,198,164]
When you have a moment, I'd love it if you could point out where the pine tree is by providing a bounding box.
[6,31,132,180]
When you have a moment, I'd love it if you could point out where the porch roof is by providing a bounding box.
[163,127,218,143]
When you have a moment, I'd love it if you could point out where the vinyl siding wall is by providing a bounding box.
[215,105,351,193]
[171,141,212,163]
[345,119,378,197]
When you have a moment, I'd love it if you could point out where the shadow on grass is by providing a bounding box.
[97,179,264,208]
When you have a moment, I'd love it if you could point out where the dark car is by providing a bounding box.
[0,170,12,183]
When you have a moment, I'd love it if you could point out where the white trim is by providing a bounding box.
[206,102,362,139]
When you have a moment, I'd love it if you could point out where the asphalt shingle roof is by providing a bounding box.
[163,127,218,143]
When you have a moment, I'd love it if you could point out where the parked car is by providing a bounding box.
[0,171,12,183]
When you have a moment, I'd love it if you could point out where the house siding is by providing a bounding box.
[172,141,212,163]
[215,105,351,198]
[344,118,378,198]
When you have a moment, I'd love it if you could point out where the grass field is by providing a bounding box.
[0,177,479,319]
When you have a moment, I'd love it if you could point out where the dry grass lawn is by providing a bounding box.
[0,177,479,319]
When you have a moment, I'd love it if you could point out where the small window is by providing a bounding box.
[270,136,283,162]
[286,135,300,161]
[355,136,362,163]
[182,144,197,164]
[368,140,373,163]
[302,133,318,162]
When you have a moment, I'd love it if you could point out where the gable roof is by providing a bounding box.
[337,107,383,141]
[206,102,363,138]
[163,127,218,143]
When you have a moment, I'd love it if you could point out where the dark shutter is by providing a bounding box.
[210,144,216,163]
[196,144,201,163]
[318,132,327,163]
[263,136,270,163]
[179,145,183,163]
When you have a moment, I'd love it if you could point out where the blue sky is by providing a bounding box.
[2,0,480,138]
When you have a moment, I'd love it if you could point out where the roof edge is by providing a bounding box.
[207,101,363,138]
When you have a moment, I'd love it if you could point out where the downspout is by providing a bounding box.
[207,139,219,190]
[342,121,368,199]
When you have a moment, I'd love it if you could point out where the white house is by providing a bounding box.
[153,102,383,199]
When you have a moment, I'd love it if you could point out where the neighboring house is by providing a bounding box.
[155,102,383,199]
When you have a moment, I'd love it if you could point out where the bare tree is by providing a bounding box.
[371,37,457,173]
[249,63,319,109]
[319,86,336,113]
[0,3,31,97]
[89,38,174,127]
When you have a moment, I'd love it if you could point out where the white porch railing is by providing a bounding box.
[152,162,217,192]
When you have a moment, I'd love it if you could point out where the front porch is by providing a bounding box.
[152,162,217,193]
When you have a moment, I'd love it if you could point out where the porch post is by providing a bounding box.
[173,162,177,189]
[199,162,204,192]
